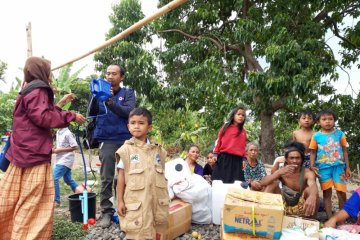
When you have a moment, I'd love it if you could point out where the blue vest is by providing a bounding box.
[94,88,132,143]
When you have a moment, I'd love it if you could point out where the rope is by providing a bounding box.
[251,205,256,236]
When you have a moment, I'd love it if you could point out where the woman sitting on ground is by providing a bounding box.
[243,142,267,191]
[185,144,204,176]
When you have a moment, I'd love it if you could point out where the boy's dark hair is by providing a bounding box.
[316,109,337,122]
[129,107,152,124]
[298,110,315,120]
[284,141,305,163]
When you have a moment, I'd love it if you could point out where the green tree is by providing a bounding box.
[0,91,17,135]
[0,62,20,135]
[93,0,160,103]
[0,60,7,83]
[153,0,360,163]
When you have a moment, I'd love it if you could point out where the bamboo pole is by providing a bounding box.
[52,0,188,71]
[26,22,33,57]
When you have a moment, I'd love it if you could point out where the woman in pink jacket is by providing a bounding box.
[0,57,86,240]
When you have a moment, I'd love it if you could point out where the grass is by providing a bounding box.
[52,167,101,240]
[52,215,88,240]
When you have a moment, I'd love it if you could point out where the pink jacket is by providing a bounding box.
[5,87,76,168]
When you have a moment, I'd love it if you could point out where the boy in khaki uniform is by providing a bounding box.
[116,108,169,239]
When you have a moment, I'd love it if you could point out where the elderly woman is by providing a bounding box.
[185,144,204,176]
[243,142,267,191]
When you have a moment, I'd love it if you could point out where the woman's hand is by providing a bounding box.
[75,113,86,125]
[250,181,262,191]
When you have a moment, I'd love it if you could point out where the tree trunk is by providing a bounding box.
[260,110,275,164]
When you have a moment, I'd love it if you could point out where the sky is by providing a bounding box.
[0,0,359,96]
[0,0,158,92]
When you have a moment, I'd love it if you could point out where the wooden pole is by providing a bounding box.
[52,0,188,71]
[26,22,33,57]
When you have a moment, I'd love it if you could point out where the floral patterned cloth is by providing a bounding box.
[243,158,267,183]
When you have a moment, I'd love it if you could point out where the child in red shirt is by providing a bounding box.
[212,105,247,183]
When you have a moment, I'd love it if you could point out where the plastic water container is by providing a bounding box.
[211,180,249,225]
[90,79,112,101]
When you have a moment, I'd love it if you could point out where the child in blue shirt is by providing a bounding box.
[309,109,351,219]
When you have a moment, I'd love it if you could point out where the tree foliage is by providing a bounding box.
[89,0,360,164]
[0,60,7,83]
[151,0,360,163]
[0,61,21,135]
[93,0,160,103]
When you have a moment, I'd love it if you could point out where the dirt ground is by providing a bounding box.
[71,151,101,171]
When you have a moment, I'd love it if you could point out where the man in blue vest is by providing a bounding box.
[93,64,136,228]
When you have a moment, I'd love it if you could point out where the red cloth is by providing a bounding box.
[6,88,76,168]
[213,124,246,157]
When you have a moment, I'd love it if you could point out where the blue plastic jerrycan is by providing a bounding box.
[90,79,112,101]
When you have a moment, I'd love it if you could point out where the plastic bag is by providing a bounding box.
[165,158,212,224]
[320,227,360,240]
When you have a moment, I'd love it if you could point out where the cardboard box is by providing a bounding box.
[156,199,192,240]
[281,215,320,238]
[222,188,284,239]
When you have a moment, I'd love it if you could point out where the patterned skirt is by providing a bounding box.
[0,162,54,240]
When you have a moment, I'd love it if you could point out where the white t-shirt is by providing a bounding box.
[55,128,78,168]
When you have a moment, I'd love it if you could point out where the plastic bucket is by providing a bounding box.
[68,192,97,223]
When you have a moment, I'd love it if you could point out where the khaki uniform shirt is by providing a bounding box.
[116,137,169,239]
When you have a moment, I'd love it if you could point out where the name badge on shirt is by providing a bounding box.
[130,154,140,163]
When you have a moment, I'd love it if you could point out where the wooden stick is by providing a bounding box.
[357,164,359,177]
[26,22,33,58]
[52,0,188,71]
